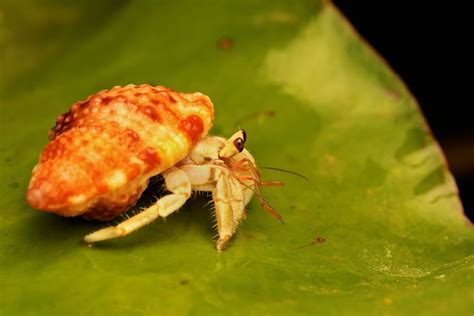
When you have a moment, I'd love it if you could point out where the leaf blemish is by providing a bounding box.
[217,37,233,49]
[295,236,326,249]
[385,89,401,101]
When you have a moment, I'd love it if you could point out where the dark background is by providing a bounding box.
[334,1,473,221]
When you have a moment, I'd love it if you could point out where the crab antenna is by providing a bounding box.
[258,166,308,180]
[259,180,284,187]
[236,176,283,187]
[237,180,284,224]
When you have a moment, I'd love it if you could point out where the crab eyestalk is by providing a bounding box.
[218,129,246,158]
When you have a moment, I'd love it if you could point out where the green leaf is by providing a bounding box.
[1,1,473,315]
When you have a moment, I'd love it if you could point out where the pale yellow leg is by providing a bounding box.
[213,173,236,250]
[84,168,191,243]
[180,164,248,250]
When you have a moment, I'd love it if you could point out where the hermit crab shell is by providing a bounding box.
[27,84,214,220]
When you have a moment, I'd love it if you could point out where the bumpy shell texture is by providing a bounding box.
[27,84,214,220]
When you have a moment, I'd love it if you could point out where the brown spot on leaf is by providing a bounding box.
[315,236,325,244]
[386,89,401,100]
[217,37,234,49]
[295,235,326,249]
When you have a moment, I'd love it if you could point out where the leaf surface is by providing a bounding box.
[1,1,473,315]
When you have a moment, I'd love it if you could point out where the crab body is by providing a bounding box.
[27,84,280,250]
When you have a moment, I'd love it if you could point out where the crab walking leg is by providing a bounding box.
[181,164,247,216]
[181,164,246,222]
[181,164,248,250]
[227,175,245,222]
[213,173,236,250]
[242,182,254,206]
[84,168,191,243]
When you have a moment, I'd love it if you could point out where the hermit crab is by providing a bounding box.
[27,84,282,250]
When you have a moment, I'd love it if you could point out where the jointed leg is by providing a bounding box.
[84,168,191,243]
[213,173,236,250]
[181,164,248,250]
[227,175,245,223]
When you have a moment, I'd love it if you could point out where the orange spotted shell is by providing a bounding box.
[27,84,214,220]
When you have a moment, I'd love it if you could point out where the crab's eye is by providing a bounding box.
[241,129,247,142]
[233,138,245,152]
